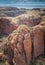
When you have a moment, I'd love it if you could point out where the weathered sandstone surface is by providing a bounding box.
[3,24,45,65]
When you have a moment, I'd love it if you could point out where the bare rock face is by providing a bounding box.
[23,33,32,65]
[3,24,45,65]
[0,18,18,35]
[3,25,32,65]
[33,25,44,58]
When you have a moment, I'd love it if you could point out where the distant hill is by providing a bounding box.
[0,7,27,17]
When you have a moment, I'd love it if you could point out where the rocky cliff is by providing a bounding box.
[0,8,45,65]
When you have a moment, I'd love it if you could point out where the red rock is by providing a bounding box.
[23,33,32,65]
[17,42,23,53]
[3,25,45,65]
[0,18,18,35]
[3,25,31,65]
[33,25,44,58]
[17,35,24,53]
[13,48,26,65]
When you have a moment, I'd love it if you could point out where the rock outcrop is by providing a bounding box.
[17,16,41,27]
[33,25,44,58]
[0,18,18,35]
[3,24,45,65]
[3,25,32,65]
[0,8,45,65]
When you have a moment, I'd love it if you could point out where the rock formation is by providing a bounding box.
[17,16,41,27]
[0,8,45,65]
[2,23,45,65]
[33,25,44,58]
[3,23,45,65]
[0,18,18,35]
[3,25,32,65]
